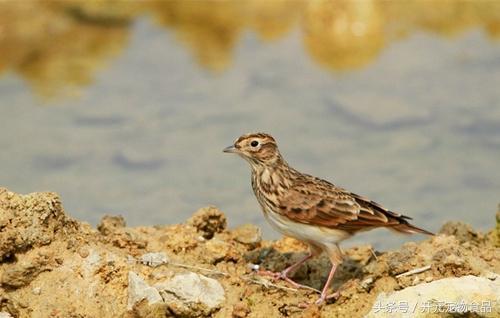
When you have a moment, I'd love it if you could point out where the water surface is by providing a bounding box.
[1,1,499,249]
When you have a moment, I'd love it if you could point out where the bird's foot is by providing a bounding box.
[298,291,340,309]
[316,290,340,305]
[257,270,311,290]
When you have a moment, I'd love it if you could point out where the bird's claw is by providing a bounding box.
[256,270,309,290]
[298,291,341,309]
[256,270,282,281]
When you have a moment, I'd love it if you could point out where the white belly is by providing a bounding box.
[263,210,351,248]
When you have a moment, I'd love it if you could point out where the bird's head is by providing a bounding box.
[223,132,283,167]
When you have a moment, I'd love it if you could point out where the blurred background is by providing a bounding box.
[1,0,499,249]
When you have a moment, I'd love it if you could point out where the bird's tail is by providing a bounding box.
[390,222,434,236]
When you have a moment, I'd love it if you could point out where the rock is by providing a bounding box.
[77,247,90,258]
[203,238,232,264]
[0,188,78,261]
[412,276,420,285]
[0,313,13,318]
[127,255,136,264]
[155,272,225,317]
[97,215,147,253]
[1,255,52,288]
[140,252,169,267]
[430,238,485,276]
[387,243,419,275]
[360,277,374,290]
[344,245,377,265]
[232,301,250,317]
[97,215,126,235]
[187,207,227,239]
[484,271,500,281]
[127,272,163,310]
[272,236,308,253]
[366,276,500,318]
[99,226,147,253]
[1,187,498,317]
[440,221,482,243]
[82,249,101,277]
[232,224,261,246]
[128,302,167,318]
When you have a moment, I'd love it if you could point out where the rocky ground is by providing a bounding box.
[0,188,499,317]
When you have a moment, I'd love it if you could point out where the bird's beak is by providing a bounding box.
[223,145,238,153]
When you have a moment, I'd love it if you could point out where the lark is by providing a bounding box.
[223,132,433,305]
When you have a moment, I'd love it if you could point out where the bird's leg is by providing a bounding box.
[299,246,343,308]
[258,252,315,289]
[314,245,344,305]
[297,262,340,309]
[315,262,340,305]
[280,252,315,288]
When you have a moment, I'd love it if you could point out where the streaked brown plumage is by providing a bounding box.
[224,132,433,305]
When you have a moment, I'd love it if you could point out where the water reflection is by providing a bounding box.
[0,0,499,97]
[0,1,132,97]
[1,1,499,250]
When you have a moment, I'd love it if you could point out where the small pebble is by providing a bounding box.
[484,271,499,281]
[232,301,250,317]
[425,276,433,283]
[360,277,374,290]
[140,252,169,267]
[127,255,136,265]
[78,247,89,258]
[32,287,41,295]
[412,276,420,285]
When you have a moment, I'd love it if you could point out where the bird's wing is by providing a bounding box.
[277,176,410,232]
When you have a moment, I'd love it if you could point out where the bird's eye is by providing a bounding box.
[250,140,259,147]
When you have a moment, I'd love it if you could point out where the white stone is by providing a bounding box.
[365,275,500,318]
[140,252,169,267]
[360,277,374,290]
[0,313,13,318]
[155,272,225,310]
[127,272,163,310]
[82,249,101,277]
[127,255,136,265]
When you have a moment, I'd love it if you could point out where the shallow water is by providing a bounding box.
[1,1,499,249]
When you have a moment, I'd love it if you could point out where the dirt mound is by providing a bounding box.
[0,188,498,317]
[0,188,79,261]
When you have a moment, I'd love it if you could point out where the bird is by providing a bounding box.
[223,132,433,305]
